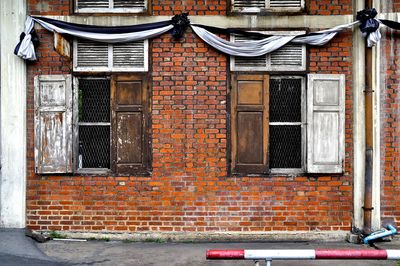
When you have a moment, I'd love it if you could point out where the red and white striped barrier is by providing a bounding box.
[207,249,400,260]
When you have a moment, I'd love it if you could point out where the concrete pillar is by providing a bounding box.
[0,0,27,228]
[352,0,366,230]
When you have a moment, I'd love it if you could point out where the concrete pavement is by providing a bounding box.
[0,229,61,265]
[1,229,400,265]
[37,238,400,265]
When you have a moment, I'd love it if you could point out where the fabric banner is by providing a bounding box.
[13,10,400,61]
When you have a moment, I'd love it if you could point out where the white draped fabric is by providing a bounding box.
[17,16,36,60]
[191,21,363,57]
[16,16,382,61]
[17,16,173,61]
[33,17,173,43]
[191,25,296,57]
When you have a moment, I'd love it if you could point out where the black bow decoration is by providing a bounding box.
[356,8,380,33]
[171,13,190,39]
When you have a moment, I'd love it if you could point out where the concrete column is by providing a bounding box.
[352,0,366,230]
[0,0,27,228]
[371,0,381,231]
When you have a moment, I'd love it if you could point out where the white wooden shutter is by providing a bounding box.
[307,74,345,173]
[230,33,306,72]
[34,75,73,174]
[73,40,148,72]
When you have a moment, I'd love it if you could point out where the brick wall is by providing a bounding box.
[26,29,354,233]
[380,25,400,225]
[28,0,353,15]
[308,0,352,15]
[26,1,355,233]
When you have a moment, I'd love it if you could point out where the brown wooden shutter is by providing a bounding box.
[34,75,73,174]
[231,74,269,174]
[111,74,149,175]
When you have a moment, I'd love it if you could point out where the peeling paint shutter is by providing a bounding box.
[111,75,149,175]
[231,74,269,174]
[307,74,345,173]
[34,75,73,174]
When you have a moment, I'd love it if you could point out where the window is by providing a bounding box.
[75,0,148,13]
[73,39,148,72]
[230,73,345,175]
[74,75,150,175]
[230,32,306,72]
[231,0,304,13]
[34,74,150,175]
[269,76,305,173]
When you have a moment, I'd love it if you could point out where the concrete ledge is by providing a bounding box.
[35,230,349,242]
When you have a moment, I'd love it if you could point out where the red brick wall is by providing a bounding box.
[27,0,354,15]
[380,25,400,225]
[308,0,352,15]
[26,1,355,233]
[26,29,354,233]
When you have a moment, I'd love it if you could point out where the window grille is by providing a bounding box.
[231,0,304,12]
[230,32,306,72]
[75,0,147,13]
[77,78,111,170]
[73,39,148,72]
[269,76,305,170]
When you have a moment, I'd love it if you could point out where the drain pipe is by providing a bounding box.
[363,0,374,235]
[363,225,398,244]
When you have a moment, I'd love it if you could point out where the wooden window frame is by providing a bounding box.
[72,74,150,176]
[230,74,270,175]
[230,74,306,176]
[73,40,149,73]
[269,75,306,175]
[74,0,149,14]
[73,76,112,175]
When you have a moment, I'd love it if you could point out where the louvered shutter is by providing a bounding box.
[231,74,269,174]
[307,74,345,173]
[232,0,303,12]
[75,0,147,12]
[34,75,73,174]
[270,0,303,8]
[74,40,147,72]
[76,0,109,9]
[113,42,146,70]
[111,75,149,175]
[269,44,306,71]
[230,34,306,72]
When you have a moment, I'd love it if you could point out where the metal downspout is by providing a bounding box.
[363,0,374,235]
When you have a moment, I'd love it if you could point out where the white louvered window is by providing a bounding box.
[75,0,147,13]
[230,31,306,72]
[231,0,304,13]
[73,39,148,72]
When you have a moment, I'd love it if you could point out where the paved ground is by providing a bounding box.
[0,229,62,265]
[1,229,400,265]
[38,239,400,266]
